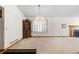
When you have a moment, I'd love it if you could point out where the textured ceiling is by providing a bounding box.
[18,5,79,17]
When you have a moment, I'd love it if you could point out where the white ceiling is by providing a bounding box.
[18,5,79,17]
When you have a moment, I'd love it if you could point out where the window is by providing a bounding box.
[32,19,47,32]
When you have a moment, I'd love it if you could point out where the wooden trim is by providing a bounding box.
[1,49,7,54]
[69,25,79,27]
[7,39,23,49]
[9,39,18,44]
[0,48,5,54]
[32,36,70,38]
[0,38,23,54]
[0,48,4,51]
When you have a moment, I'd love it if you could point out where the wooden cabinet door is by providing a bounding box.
[0,9,2,18]
[23,19,31,39]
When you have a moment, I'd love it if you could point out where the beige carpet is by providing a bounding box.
[9,37,79,54]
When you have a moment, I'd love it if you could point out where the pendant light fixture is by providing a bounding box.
[35,5,45,21]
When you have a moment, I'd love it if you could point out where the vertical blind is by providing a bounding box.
[33,20,47,32]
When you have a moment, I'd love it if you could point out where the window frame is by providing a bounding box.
[32,19,47,33]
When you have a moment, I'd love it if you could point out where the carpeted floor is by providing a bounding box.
[9,37,79,54]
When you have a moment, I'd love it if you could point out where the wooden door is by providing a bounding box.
[23,19,31,39]
[0,9,2,18]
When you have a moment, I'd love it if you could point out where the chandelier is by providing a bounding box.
[35,5,45,21]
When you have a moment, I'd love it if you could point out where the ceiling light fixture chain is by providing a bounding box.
[35,5,45,21]
[38,5,40,16]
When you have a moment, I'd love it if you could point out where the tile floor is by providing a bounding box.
[9,37,79,54]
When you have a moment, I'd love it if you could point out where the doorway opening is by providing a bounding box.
[0,6,4,49]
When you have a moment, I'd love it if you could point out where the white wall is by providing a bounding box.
[29,17,79,36]
[1,5,79,48]
[1,5,25,48]
[18,5,79,36]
